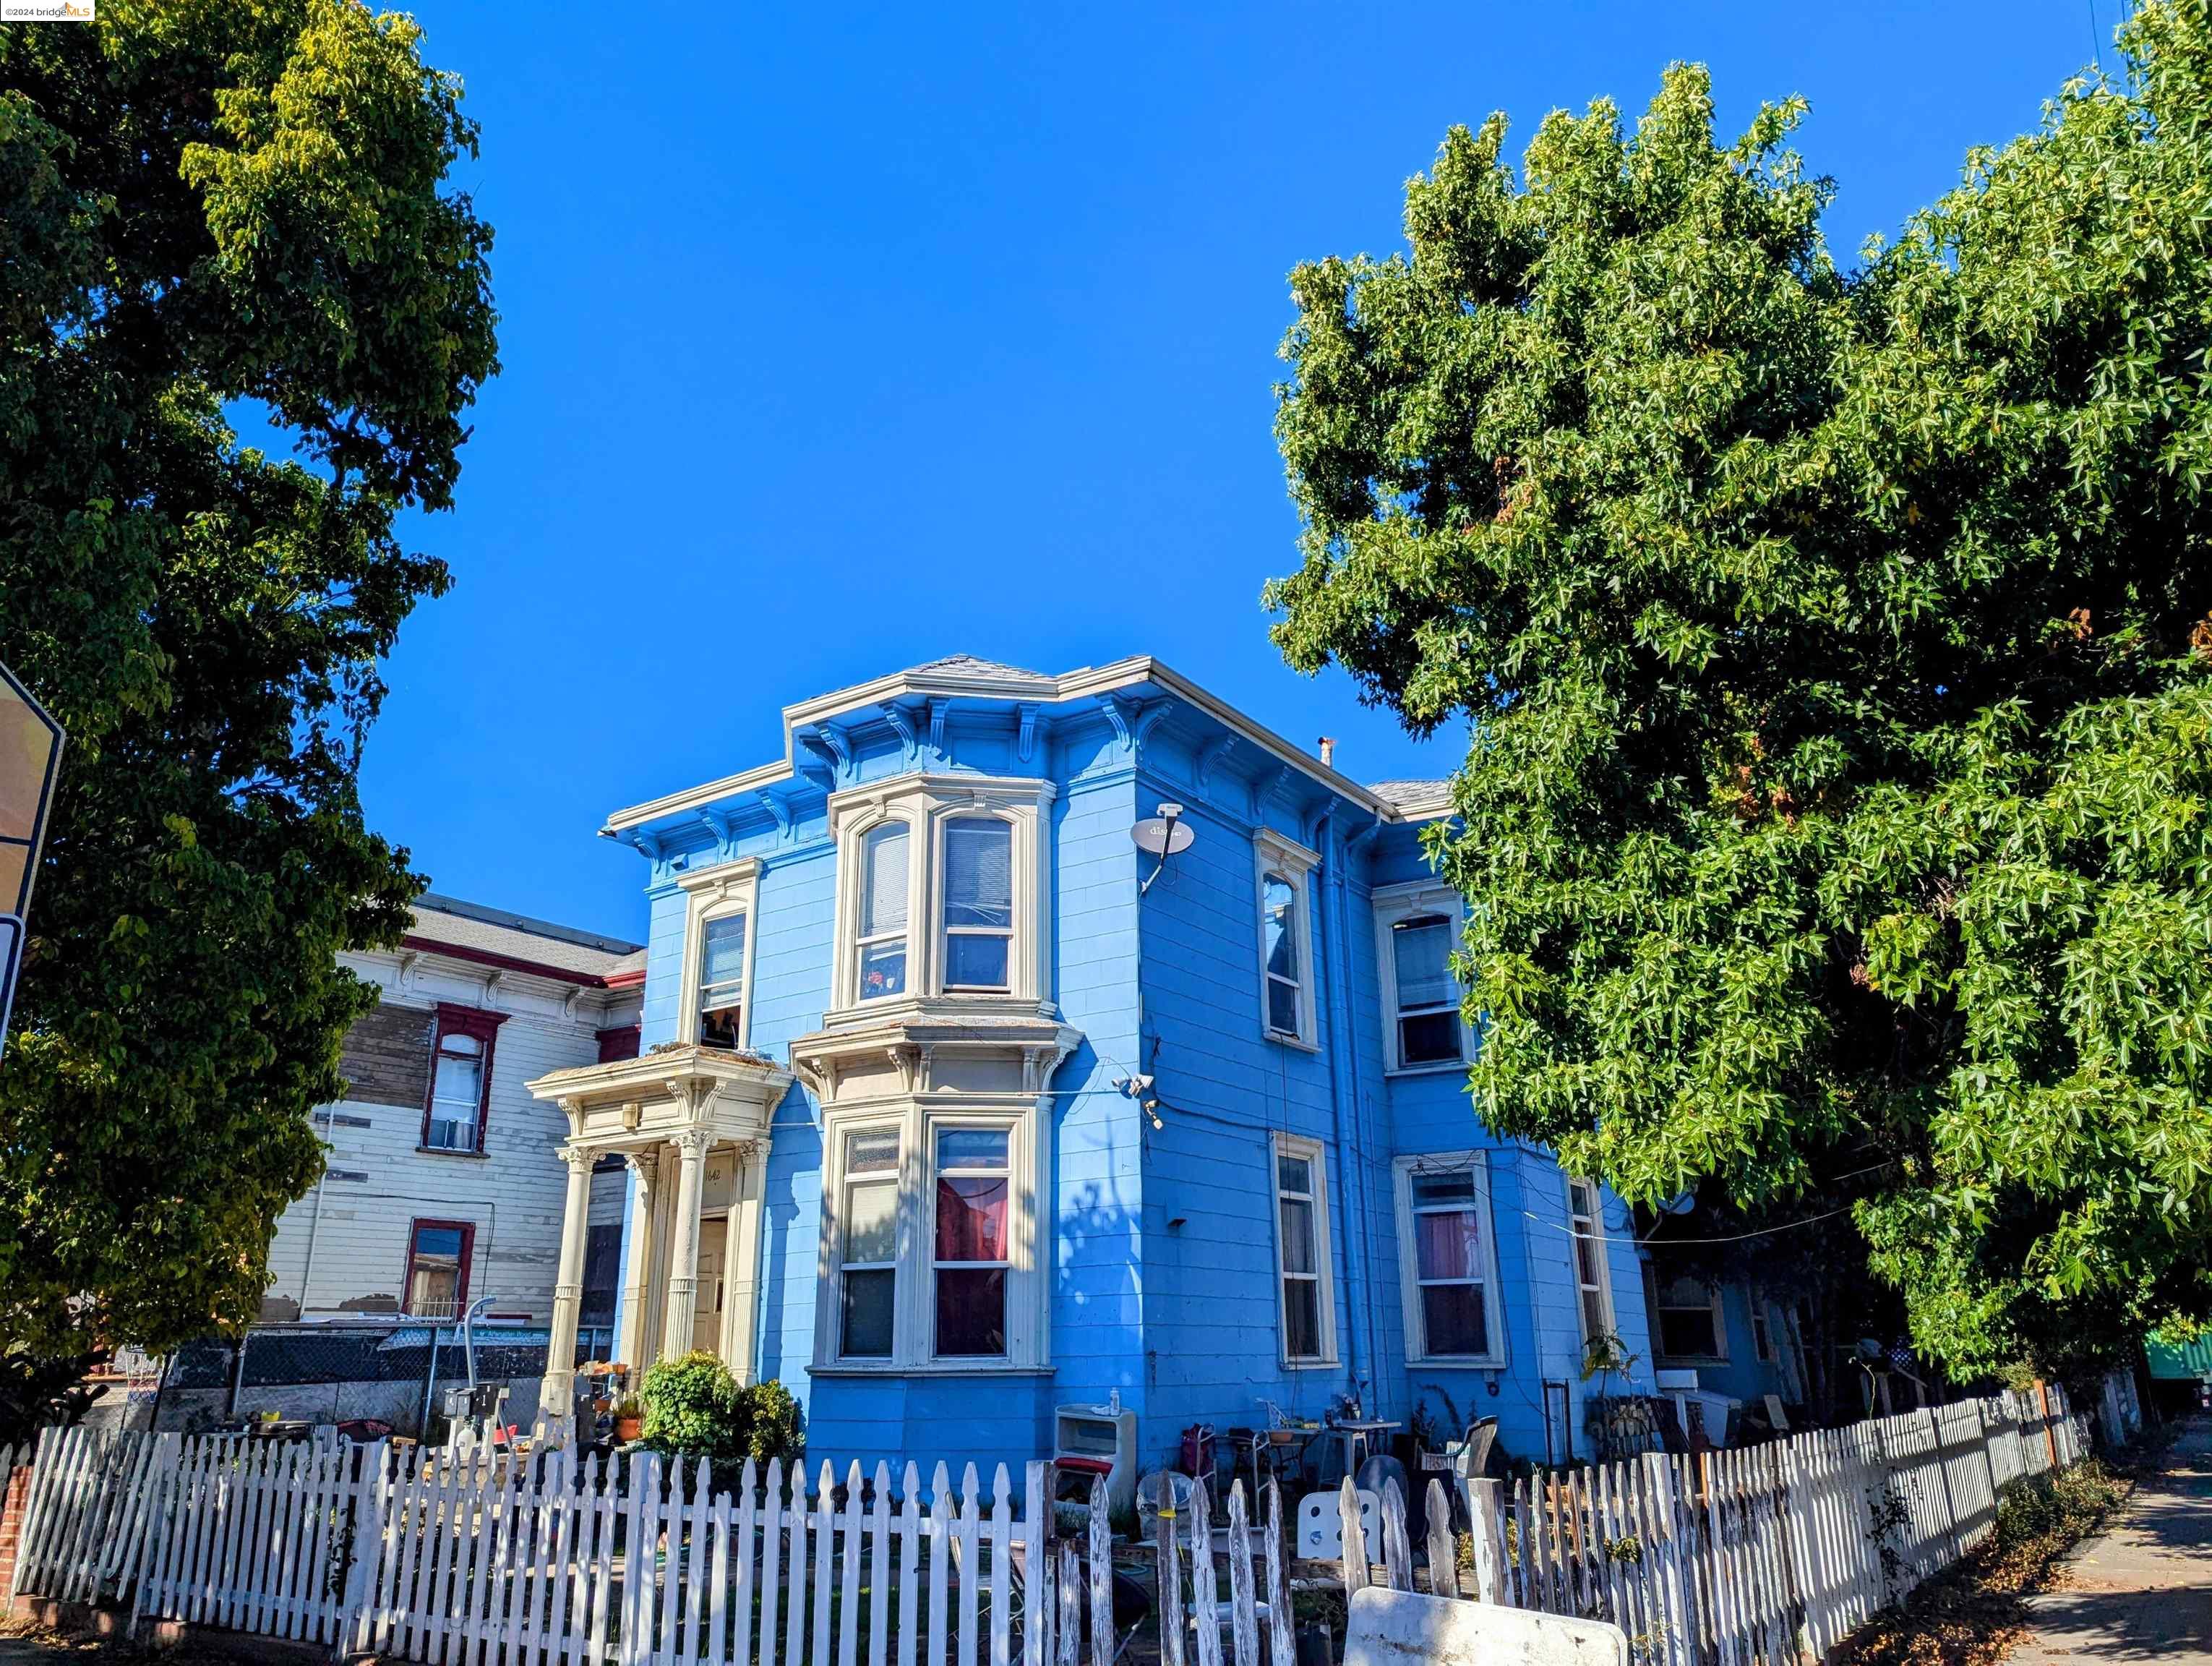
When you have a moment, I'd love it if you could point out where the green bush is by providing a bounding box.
[636,1351,803,1471]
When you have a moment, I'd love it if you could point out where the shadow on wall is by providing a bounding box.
[756,1082,822,1387]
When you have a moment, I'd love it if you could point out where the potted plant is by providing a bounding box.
[612,1393,644,1444]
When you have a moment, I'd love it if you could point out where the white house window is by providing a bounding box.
[1649,1270,1728,1362]
[1373,884,1476,1072]
[1272,1135,1335,1364]
[838,1128,900,1358]
[698,913,747,1048]
[857,822,911,1001]
[1253,830,1321,1047]
[1566,1178,1614,1344]
[942,819,1013,991]
[1392,1153,1506,1364]
[933,1126,1010,1356]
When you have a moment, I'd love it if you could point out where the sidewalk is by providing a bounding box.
[2009,1414,2212,1665]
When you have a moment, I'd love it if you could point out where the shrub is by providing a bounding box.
[637,1352,804,1472]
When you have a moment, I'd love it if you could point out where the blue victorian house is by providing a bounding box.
[526,656,1658,1477]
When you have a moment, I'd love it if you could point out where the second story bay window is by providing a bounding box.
[1373,882,1480,1073]
[827,777,1056,1021]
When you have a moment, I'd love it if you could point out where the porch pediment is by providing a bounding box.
[527,1043,793,1152]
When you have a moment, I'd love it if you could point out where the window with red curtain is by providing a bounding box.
[421,1004,507,1153]
[933,1127,1009,1357]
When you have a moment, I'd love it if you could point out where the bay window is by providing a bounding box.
[1392,1153,1506,1365]
[1373,883,1477,1072]
[825,776,1055,1017]
[815,1101,1044,1372]
[1272,1133,1336,1365]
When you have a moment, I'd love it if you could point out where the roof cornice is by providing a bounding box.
[600,654,1446,837]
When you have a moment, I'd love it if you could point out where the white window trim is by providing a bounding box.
[811,1093,1049,1374]
[1647,1266,1731,1365]
[678,859,760,1051]
[826,775,1056,1026]
[1565,1176,1617,1346]
[1254,829,1321,1051]
[1371,881,1480,1075]
[1271,1132,1339,1368]
[1392,1150,1509,1367]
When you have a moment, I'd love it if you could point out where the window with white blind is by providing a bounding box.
[857,821,912,1002]
[941,819,1013,991]
[1392,1153,1506,1365]
[421,1004,505,1153]
[1373,883,1475,1072]
[837,1127,901,1359]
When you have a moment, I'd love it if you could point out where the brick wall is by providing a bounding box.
[0,1461,33,1600]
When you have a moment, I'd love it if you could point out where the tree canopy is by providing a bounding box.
[1269,2,2212,1380]
[0,0,494,1362]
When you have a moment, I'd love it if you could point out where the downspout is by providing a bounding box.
[1313,811,1371,1403]
[1334,819,1384,1406]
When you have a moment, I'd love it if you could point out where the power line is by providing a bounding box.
[1525,1202,1859,1247]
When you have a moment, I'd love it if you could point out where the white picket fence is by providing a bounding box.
[5,1376,2107,1666]
[1359,1380,2099,1666]
[5,1424,1290,1666]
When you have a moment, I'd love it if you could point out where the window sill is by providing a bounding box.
[1385,1060,1468,1079]
[415,1145,490,1160]
[1406,1357,1509,1372]
[1654,1357,1731,1370]
[1279,1357,1341,1372]
[1262,1029,1321,1056]
[807,1362,1055,1378]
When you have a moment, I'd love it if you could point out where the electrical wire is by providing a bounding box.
[1525,1202,1859,1247]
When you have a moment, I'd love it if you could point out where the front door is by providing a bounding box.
[693,1215,727,1356]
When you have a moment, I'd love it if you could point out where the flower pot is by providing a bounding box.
[614,1416,643,1443]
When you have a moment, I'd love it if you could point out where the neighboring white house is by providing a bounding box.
[260,895,644,1325]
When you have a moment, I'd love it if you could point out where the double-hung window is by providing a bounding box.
[422,1005,504,1153]
[942,819,1013,991]
[933,1127,1011,1356]
[698,913,748,1048]
[838,1129,901,1359]
[1272,1135,1335,1364]
[857,822,911,1001]
[1392,1153,1505,1364]
[1374,884,1475,1072]
[1254,831,1320,1046]
[1566,1178,1614,1344]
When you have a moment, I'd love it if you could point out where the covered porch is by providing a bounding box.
[527,1043,794,1431]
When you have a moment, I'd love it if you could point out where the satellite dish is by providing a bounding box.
[1131,804,1195,858]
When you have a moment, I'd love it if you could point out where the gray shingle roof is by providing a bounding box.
[904,654,1045,683]
[1366,779,1453,809]
[411,894,643,979]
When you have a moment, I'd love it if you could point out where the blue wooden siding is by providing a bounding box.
[606,676,1663,1479]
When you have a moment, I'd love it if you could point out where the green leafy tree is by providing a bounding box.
[1269,4,2212,1380]
[0,0,495,1367]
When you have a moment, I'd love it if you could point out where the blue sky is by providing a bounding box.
[359,0,2117,941]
